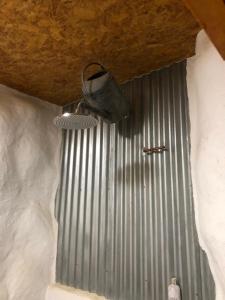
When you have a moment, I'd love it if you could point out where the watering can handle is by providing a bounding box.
[82,62,107,96]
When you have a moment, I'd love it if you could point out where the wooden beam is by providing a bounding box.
[183,0,225,59]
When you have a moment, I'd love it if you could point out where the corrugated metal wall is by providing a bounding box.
[55,61,215,300]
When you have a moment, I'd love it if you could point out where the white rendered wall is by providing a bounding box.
[187,31,225,300]
[0,85,61,300]
[46,285,106,300]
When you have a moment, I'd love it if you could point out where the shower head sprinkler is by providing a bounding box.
[54,101,98,130]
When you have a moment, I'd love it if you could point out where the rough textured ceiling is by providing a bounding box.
[0,0,200,105]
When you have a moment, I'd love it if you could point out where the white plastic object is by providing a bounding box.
[168,278,181,300]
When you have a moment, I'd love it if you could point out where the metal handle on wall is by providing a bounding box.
[143,146,167,154]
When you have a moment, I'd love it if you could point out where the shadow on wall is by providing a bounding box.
[118,79,145,138]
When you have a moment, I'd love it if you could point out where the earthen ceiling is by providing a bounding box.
[0,0,200,105]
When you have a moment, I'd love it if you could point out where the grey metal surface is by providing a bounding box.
[55,61,215,300]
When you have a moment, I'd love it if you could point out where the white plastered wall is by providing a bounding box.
[46,285,106,300]
[0,84,105,300]
[0,85,61,300]
[187,31,225,300]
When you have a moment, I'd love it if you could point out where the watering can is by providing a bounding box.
[82,62,130,123]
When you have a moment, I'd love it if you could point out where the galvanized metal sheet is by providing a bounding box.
[55,61,215,300]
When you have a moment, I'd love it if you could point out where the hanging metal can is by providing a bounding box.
[82,62,130,123]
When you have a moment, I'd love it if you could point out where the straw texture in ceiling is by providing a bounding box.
[0,0,199,105]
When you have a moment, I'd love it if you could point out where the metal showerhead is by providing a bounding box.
[54,101,98,130]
